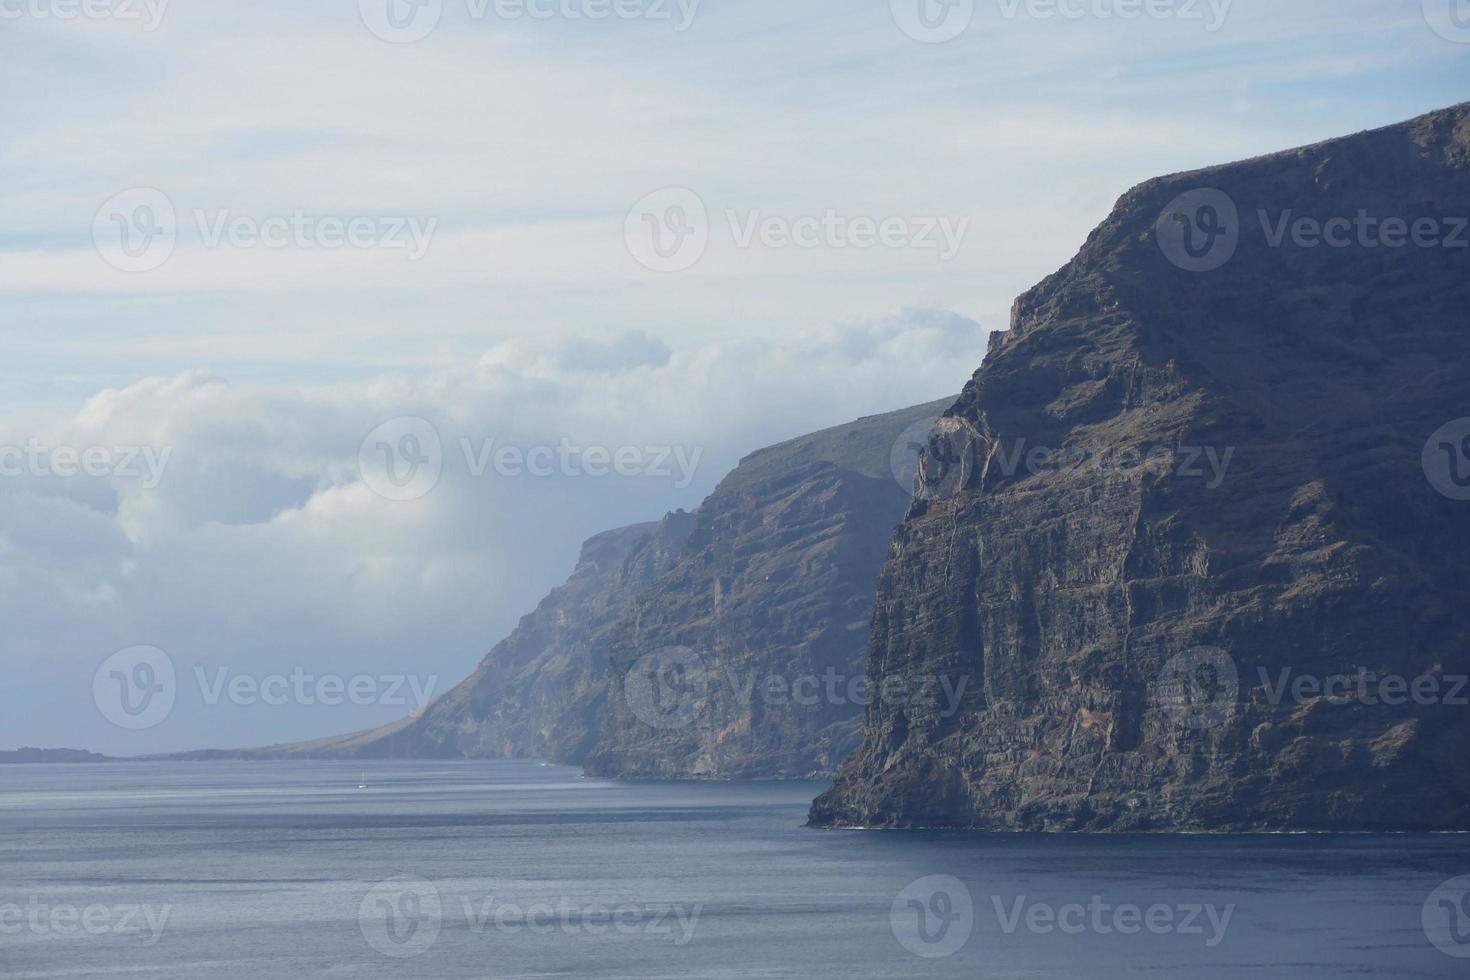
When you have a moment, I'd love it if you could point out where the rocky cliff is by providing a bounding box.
[811,104,1470,831]
[285,397,954,777]
[300,515,693,761]
[586,411,934,778]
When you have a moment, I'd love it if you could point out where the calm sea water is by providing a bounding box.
[1,760,1467,978]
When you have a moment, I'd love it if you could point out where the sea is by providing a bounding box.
[1,760,1467,978]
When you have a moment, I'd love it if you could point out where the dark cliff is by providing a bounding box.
[811,104,1470,831]
[586,419,928,778]
[319,515,694,761]
[282,397,955,778]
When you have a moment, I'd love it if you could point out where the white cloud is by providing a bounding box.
[0,314,985,753]
[5,0,1462,401]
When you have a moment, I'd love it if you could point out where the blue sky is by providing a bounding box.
[1,0,1466,752]
[3,0,1466,404]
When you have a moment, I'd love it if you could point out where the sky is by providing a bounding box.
[1,0,1466,753]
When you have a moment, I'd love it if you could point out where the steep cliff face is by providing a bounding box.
[585,461,907,778]
[358,516,692,761]
[579,398,959,778]
[812,104,1470,831]
[291,398,954,777]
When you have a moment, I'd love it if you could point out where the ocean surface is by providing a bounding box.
[1,760,1467,978]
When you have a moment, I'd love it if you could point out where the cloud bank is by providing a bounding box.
[0,312,985,753]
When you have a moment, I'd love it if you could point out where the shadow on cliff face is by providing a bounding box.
[813,102,1470,832]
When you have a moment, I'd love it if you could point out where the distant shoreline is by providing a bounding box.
[0,747,115,764]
